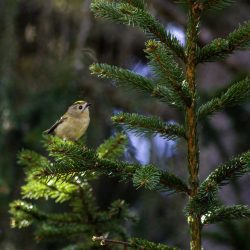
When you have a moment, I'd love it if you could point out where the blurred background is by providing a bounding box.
[0,0,250,249]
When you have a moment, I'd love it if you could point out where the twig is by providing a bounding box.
[92,235,132,248]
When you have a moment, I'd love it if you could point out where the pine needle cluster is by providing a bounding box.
[10,135,134,249]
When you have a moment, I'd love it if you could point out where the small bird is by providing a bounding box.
[44,100,91,141]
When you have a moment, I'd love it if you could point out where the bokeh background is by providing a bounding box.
[0,0,250,249]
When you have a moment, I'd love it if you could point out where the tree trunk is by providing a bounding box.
[186,3,202,250]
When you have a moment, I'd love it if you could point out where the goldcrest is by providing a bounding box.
[44,100,91,141]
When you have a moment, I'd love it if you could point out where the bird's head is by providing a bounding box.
[67,100,91,118]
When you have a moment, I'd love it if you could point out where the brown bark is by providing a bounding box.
[186,3,202,250]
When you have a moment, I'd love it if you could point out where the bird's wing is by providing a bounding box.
[43,116,68,134]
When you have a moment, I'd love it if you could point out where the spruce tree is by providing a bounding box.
[10,1,250,250]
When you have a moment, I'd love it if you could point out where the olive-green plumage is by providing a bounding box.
[44,100,91,141]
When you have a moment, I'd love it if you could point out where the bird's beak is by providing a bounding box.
[84,103,91,111]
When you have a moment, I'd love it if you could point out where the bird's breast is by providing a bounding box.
[55,114,90,141]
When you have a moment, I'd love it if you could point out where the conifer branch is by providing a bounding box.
[197,38,231,62]
[90,0,185,60]
[177,1,234,11]
[10,200,81,228]
[120,0,145,10]
[112,112,187,140]
[18,149,50,170]
[92,236,179,250]
[198,77,250,120]
[92,235,132,248]
[90,63,154,94]
[21,175,78,203]
[36,223,91,240]
[160,171,191,194]
[37,137,190,194]
[90,0,166,40]
[228,21,250,49]
[40,157,189,194]
[198,20,250,63]
[10,195,131,243]
[152,84,185,109]
[130,237,179,250]
[22,174,97,222]
[10,200,46,228]
[201,205,250,225]
[145,40,191,106]
[200,151,250,190]
[132,165,190,193]
[185,184,219,217]
[40,138,137,179]
[133,165,162,190]
[69,180,98,221]
[97,133,127,160]
[90,63,185,109]
[100,199,134,223]
[187,151,250,217]
[201,0,234,11]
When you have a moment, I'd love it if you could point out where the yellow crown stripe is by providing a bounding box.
[73,100,86,105]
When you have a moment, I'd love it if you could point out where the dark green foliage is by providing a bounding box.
[90,0,185,59]
[152,84,185,109]
[202,205,250,225]
[198,21,250,63]
[133,165,161,190]
[10,200,89,237]
[18,150,50,171]
[130,237,179,250]
[177,0,234,11]
[132,165,189,193]
[92,236,179,249]
[10,134,186,249]
[9,136,133,249]
[36,224,91,240]
[185,184,219,217]
[197,38,231,62]
[112,112,187,140]
[228,21,250,49]
[198,78,250,119]
[10,200,47,228]
[159,171,191,194]
[97,133,127,160]
[145,40,191,107]
[201,0,235,11]
[38,136,189,194]
[90,0,166,40]
[200,151,250,189]
[186,151,250,217]
[145,39,184,87]
[116,0,145,10]
[90,63,154,94]
[37,136,137,180]
[22,198,127,244]
[22,174,79,202]
[89,62,185,109]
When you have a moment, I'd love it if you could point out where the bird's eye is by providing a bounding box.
[79,105,83,110]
